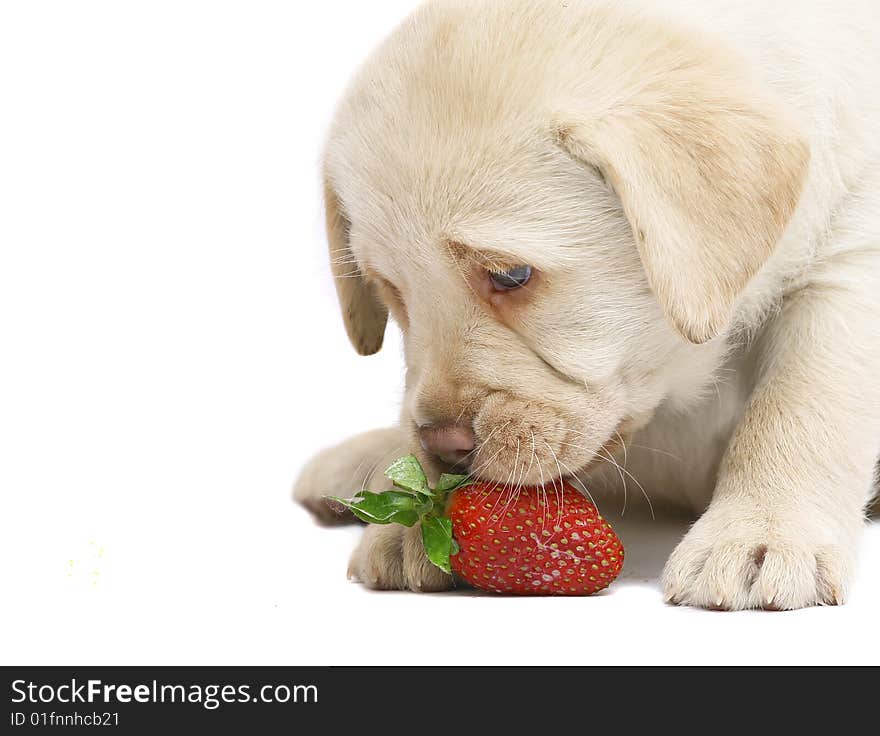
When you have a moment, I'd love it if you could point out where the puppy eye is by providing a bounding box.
[488,265,532,291]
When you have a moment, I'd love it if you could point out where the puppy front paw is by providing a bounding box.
[661,504,856,611]
[348,524,454,593]
[294,427,406,525]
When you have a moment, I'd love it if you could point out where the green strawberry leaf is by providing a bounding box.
[326,490,426,527]
[421,515,455,574]
[384,454,430,496]
[435,473,473,494]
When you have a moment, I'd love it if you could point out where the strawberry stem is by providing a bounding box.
[325,455,473,574]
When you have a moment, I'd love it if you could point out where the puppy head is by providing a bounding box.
[322,0,808,483]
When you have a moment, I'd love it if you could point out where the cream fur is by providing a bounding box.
[296,0,880,610]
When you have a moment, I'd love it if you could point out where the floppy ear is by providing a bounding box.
[554,41,810,344]
[324,180,388,355]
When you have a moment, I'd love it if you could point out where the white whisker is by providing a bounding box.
[599,446,655,520]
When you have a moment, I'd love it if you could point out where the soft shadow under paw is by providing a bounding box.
[607,510,691,584]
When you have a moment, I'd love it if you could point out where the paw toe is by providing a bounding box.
[749,544,818,610]
[348,525,406,590]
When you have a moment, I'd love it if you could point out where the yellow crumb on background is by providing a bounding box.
[66,540,105,587]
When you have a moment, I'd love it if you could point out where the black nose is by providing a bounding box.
[418,423,475,469]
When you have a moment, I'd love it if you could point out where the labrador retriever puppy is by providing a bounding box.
[295,0,880,609]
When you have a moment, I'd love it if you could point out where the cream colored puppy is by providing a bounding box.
[295,0,880,609]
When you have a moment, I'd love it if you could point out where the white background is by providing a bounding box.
[1,0,878,666]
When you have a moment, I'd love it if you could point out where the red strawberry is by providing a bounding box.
[446,481,623,595]
[328,455,624,596]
